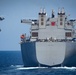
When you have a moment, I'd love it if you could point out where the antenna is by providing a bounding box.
[61,7,65,14]
[40,8,42,13]
[52,9,54,18]
[58,8,60,14]
[43,8,46,13]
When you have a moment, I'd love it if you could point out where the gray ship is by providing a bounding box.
[20,8,76,67]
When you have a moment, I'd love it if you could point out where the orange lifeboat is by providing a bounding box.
[20,34,25,39]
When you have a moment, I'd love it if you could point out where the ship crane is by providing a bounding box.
[0,16,5,32]
[21,19,32,24]
[21,19,38,25]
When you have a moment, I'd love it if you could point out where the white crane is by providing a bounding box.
[21,19,38,25]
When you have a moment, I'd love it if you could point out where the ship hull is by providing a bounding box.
[21,42,76,67]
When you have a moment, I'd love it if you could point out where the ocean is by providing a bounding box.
[0,51,76,75]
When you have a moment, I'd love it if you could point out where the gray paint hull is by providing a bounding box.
[21,42,76,67]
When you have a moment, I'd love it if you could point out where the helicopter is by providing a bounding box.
[0,17,5,32]
[0,17,5,21]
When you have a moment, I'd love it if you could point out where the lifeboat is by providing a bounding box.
[20,34,25,39]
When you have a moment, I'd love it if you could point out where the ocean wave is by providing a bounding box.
[10,65,76,70]
[17,67,48,70]
[10,65,23,68]
[52,66,76,70]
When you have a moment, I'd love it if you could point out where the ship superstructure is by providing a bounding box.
[20,8,76,67]
[21,8,76,42]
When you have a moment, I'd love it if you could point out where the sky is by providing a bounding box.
[0,0,76,51]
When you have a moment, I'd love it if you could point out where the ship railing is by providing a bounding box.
[36,39,75,42]
[20,36,30,43]
[20,37,76,43]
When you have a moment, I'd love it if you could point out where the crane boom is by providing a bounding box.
[21,19,32,24]
[21,19,38,25]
